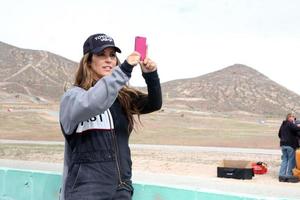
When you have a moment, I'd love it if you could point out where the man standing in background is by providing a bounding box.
[278,113,300,183]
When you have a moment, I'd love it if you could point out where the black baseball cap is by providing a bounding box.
[83,33,121,55]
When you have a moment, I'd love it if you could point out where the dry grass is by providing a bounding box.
[0,103,63,141]
[0,103,282,148]
[0,143,64,162]
[131,111,281,148]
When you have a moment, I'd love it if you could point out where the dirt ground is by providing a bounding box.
[1,142,299,199]
[1,103,299,198]
[0,142,287,182]
[0,102,282,148]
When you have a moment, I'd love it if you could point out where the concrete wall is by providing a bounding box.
[0,168,61,200]
[0,167,258,200]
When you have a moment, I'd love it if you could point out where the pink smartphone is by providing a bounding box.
[134,36,147,61]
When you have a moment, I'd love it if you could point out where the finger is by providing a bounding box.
[143,57,149,65]
[148,60,154,66]
[150,61,156,68]
[133,51,140,56]
[146,61,151,69]
[132,52,140,61]
[133,56,141,64]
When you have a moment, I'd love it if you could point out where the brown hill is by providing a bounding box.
[1,41,299,116]
[161,64,300,116]
[0,41,77,103]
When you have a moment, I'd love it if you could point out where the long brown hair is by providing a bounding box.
[74,53,146,132]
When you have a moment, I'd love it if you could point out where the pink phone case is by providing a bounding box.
[135,36,147,61]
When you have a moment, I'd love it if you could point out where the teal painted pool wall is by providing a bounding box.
[0,167,259,200]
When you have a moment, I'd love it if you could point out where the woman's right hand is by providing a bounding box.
[126,51,141,66]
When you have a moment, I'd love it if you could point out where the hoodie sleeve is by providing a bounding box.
[288,122,300,133]
[133,70,162,114]
[278,121,284,138]
[59,61,133,135]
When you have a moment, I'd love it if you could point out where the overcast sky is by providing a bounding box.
[1,0,300,94]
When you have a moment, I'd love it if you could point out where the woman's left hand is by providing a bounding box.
[140,58,157,73]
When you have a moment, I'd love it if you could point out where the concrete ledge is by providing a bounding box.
[0,167,267,200]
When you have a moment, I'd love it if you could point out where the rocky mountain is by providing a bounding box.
[161,64,300,116]
[0,41,77,103]
[1,41,299,116]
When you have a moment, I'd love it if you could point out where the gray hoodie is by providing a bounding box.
[59,61,133,200]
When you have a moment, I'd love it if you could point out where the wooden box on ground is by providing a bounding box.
[217,160,254,180]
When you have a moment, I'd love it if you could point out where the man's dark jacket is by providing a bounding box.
[278,120,300,149]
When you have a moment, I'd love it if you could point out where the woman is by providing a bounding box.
[59,33,162,200]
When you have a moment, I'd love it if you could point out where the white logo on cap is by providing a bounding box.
[94,35,113,42]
